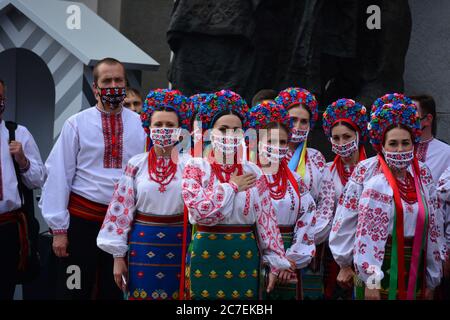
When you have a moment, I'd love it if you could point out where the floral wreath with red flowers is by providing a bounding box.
[141,89,192,135]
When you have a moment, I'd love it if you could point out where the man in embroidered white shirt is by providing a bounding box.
[39,58,146,300]
[0,79,46,300]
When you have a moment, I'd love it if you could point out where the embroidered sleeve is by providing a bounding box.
[314,169,337,244]
[353,188,392,286]
[308,149,326,201]
[39,120,79,233]
[437,168,450,259]
[329,163,366,268]
[97,163,139,258]
[254,176,291,274]
[286,176,317,269]
[181,159,237,226]
[424,172,445,289]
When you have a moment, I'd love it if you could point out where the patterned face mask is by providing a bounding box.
[150,127,181,148]
[331,134,359,158]
[211,133,243,155]
[291,128,309,143]
[259,142,289,163]
[382,148,414,169]
[98,87,126,109]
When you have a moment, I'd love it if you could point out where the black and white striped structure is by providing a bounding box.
[0,0,158,157]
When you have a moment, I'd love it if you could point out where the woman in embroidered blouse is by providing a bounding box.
[330,94,421,294]
[97,89,193,300]
[182,89,292,300]
[247,100,317,300]
[331,98,445,300]
[314,98,369,300]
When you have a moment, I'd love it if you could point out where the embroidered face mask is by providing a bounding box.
[98,87,126,109]
[150,127,181,148]
[259,142,289,163]
[382,148,414,169]
[291,128,309,143]
[211,133,243,155]
[0,97,5,115]
[331,134,359,158]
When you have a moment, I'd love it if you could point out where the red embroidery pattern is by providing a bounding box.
[317,179,335,219]
[351,163,368,184]
[256,188,287,262]
[125,164,139,177]
[256,175,268,195]
[309,149,326,170]
[243,190,251,216]
[361,188,392,204]
[182,164,206,181]
[181,164,227,225]
[101,112,124,169]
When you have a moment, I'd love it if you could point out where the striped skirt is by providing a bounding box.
[262,225,300,300]
[355,237,425,300]
[127,213,187,300]
[188,225,260,300]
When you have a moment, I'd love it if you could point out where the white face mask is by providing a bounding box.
[291,128,309,143]
[259,142,289,163]
[331,133,359,158]
[150,127,181,148]
[382,148,414,169]
[211,133,243,155]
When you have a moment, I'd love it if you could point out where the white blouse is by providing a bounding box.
[417,138,450,184]
[181,157,291,273]
[97,151,192,258]
[265,170,317,269]
[0,121,46,214]
[437,166,450,258]
[314,162,349,245]
[286,147,326,201]
[40,106,146,233]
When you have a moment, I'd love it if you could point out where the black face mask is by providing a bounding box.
[97,86,126,109]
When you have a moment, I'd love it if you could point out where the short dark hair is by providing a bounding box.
[409,94,437,136]
[251,89,278,107]
[93,57,126,85]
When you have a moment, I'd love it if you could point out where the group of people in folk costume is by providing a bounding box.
[1,57,449,300]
